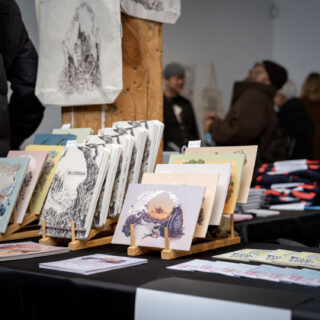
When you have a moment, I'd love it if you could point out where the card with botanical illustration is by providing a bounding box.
[33,133,77,146]
[169,154,244,214]
[112,121,148,183]
[41,144,109,239]
[25,145,63,215]
[7,151,48,223]
[112,183,205,251]
[155,164,231,225]
[84,135,122,227]
[141,173,219,238]
[52,128,93,143]
[0,158,29,233]
[120,0,180,24]
[97,129,135,215]
[186,145,257,203]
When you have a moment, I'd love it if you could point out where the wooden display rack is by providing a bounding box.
[0,203,41,242]
[40,217,118,251]
[128,214,241,260]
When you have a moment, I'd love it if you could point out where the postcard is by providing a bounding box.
[0,241,68,261]
[41,144,109,239]
[33,133,76,146]
[186,145,257,203]
[0,158,29,233]
[155,163,231,225]
[39,254,147,275]
[112,184,205,251]
[141,173,219,238]
[169,154,244,214]
[213,249,272,262]
[52,128,93,143]
[25,145,63,215]
[7,151,48,223]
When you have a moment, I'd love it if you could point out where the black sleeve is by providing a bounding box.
[2,0,44,149]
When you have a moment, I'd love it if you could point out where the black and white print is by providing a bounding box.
[120,0,180,24]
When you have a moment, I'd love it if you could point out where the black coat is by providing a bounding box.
[277,98,314,159]
[0,0,44,156]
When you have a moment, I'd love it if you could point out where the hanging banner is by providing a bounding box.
[35,0,122,106]
[120,0,180,24]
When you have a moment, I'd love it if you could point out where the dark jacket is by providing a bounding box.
[163,94,199,151]
[0,0,44,156]
[301,97,320,161]
[209,81,288,164]
[277,98,314,160]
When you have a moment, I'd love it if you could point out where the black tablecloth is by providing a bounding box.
[235,210,320,246]
[1,242,320,320]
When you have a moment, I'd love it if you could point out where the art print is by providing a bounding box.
[0,158,29,233]
[112,184,205,251]
[42,144,108,239]
[7,151,48,223]
[186,146,258,203]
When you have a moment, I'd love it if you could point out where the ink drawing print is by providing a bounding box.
[112,184,205,251]
[120,0,181,24]
[0,158,29,233]
[42,145,107,239]
[36,0,122,106]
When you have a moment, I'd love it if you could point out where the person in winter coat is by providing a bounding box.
[204,60,288,164]
[0,0,44,156]
[274,80,314,160]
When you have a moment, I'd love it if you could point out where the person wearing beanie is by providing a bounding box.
[163,62,199,151]
[204,60,289,164]
[275,80,314,159]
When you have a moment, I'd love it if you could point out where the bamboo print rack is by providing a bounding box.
[40,217,118,251]
[128,214,241,260]
[0,202,40,242]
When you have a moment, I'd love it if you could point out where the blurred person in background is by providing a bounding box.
[274,80,314,160]
[0,0,44,156]
[163,62,199,151]
[300,72,320,160]
[204,60,288,164]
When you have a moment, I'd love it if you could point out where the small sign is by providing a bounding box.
[66,140,77,148]
[61,123,71,129]
[188,140,201,148]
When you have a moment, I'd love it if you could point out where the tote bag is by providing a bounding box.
[120,0,180,24]
[35,0,122,106]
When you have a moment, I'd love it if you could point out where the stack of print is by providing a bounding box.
[112,145,258,252]
[0,120,163,242]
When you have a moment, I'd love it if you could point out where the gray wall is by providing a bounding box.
[15,0,320,146]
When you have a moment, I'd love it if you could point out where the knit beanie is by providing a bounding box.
[163,62,185,79]
[263,60,288,90]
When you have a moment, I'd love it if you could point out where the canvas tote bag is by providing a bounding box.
[201,60,223,118]
[120,0,180,24]
[35,0,122,106]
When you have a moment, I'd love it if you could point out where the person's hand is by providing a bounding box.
[203,112,217,133]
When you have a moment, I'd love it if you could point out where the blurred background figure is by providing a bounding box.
[274,80,314,160]
[0,0,44,156]
[300,73,320,160]
[163,62,199,151]
[204,60,288,165]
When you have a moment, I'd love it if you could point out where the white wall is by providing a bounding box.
[14,0,320,143]
[163,0,274,116]
[273,0,320,92]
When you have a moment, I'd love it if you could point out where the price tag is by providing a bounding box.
[61,123,71,129]
[66,140,77,148]
[188,140,201,148]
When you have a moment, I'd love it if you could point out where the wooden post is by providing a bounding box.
[61,14,163,162]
